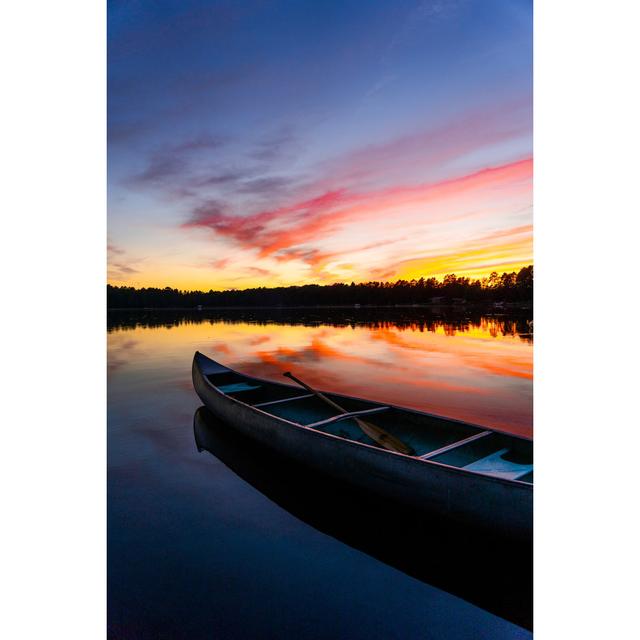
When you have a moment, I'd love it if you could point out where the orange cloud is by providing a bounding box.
[183,158,532,281]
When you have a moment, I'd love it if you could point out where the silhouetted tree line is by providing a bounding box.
[107,265,533,309]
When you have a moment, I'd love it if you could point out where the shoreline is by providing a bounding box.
[107,302,532,312]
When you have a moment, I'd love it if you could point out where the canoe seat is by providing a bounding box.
[217,382,261,394]
[463,448,532,481]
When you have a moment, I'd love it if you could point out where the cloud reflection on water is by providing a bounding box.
[108,310,532,436]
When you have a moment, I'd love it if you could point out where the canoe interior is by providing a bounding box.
[429,432,532,471]
[205,369,533,484]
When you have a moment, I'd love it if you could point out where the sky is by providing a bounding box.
[108,0,532,290]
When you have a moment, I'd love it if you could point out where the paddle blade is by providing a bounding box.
[356,418,415,456]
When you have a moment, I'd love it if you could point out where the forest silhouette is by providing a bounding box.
[108,265,533,309]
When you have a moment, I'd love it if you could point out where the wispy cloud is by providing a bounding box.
[246,266,271,277]
[107,243,125,255]
[372,223,533,281]
[129,134,227,186]
[209,257,230,270]
[183,158,532,277]
[318,97,530,192]
[120,107,532,286]
[107,244,144,283]
[250,125,298,162]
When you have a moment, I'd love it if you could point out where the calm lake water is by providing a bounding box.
[108,309,532,639]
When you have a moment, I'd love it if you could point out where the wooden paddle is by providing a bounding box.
[283,371,415,455]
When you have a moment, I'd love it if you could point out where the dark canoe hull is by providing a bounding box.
[192,354,532,540]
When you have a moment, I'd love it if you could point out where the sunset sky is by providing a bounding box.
[108,0,532,290]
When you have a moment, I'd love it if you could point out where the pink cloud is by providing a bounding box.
[210,257,230,269]
[314,97,531,191]
[183,158,532,269]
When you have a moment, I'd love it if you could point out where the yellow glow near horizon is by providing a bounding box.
[108,232,533,291]
[108,158,533,291]
[108,257,533,291]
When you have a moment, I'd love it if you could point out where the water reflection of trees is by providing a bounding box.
[108,309,533,343]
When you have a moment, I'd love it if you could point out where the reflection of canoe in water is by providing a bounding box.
[193,406,533,631]
[192,351,532,540]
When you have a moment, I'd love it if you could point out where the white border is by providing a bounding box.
[1,2,105,639]
[535,0,640,637]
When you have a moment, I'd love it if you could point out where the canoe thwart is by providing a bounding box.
[305,406,391,429]
[283,370,413,454]
[253,393,315,408]
[419,430,492,460]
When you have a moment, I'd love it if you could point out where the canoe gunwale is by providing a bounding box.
[193,352,533,490]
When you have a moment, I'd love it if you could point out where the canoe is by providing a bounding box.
[192,351,533,539]
[194,407,533,629]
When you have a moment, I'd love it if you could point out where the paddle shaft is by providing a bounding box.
[283,372,348,414]
[282,371,414,455]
